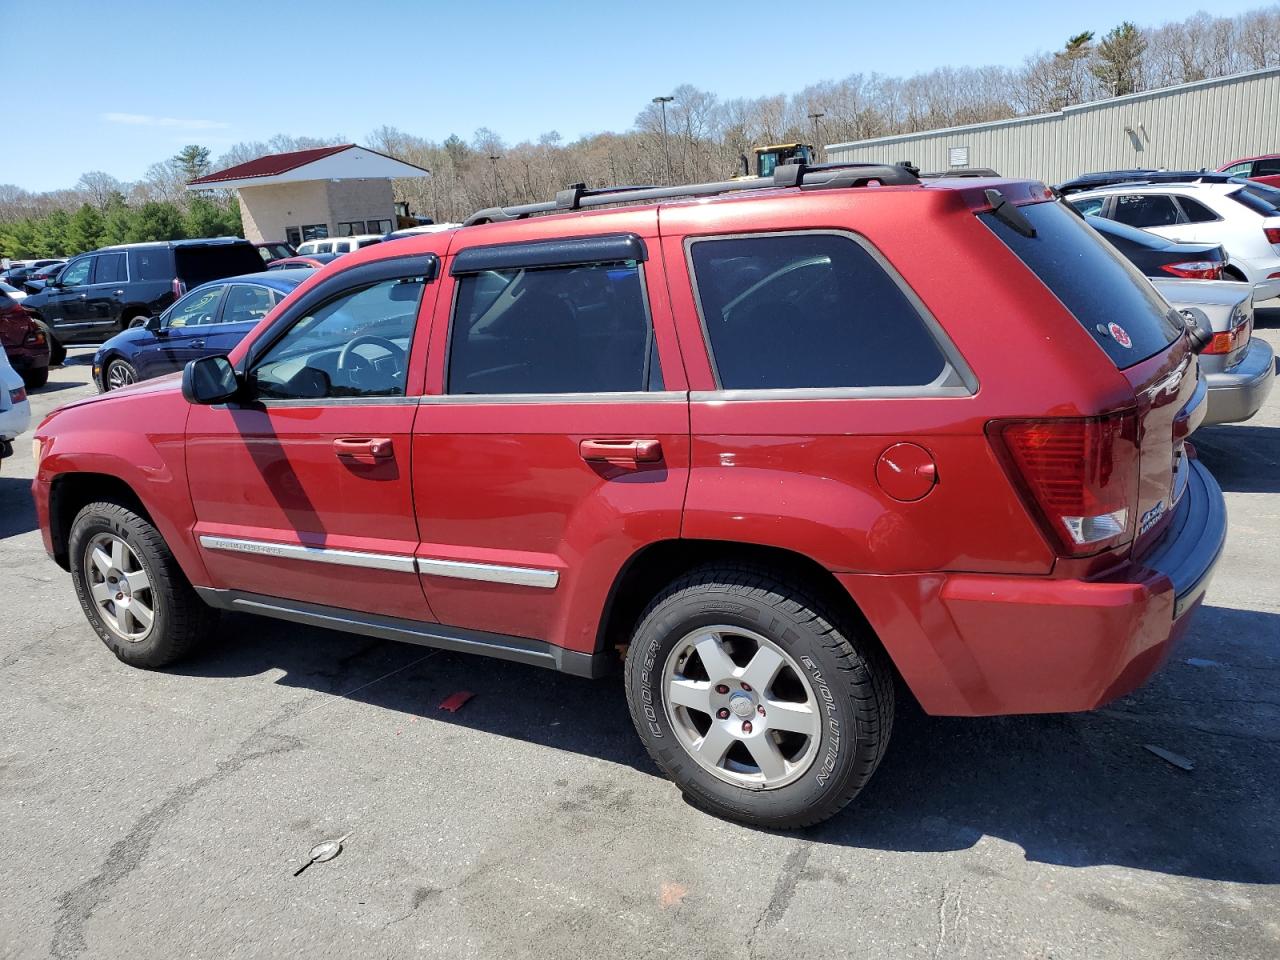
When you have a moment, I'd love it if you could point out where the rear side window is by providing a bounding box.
[981,201,1183,367]
[221,284,276,325]
[1177,197,1219,223]
[1111,194,1180,228]
[1256,158,1280,176]
[448,260,657,395]
[1228,186,1280,215]
[689,233,948,391]
[129,247,173,281]
[94,252,127,284]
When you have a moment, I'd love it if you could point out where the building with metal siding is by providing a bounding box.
[825,67,1280,184]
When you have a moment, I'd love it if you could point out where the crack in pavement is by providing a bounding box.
[748,844,811,958]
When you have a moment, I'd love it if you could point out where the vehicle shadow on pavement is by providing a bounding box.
[173,602,1280,885]
[1194,425,1280,493]
[0,476,37,539]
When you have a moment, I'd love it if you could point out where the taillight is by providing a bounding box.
[988,412,1140,557]
[9,386,27,404]
[172,278,187,298]
[23,323,45,346]
[1265,227,1280,245]
[1159,261,1223,280]
[1202,310,1253,356]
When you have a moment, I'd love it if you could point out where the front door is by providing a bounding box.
[411,218,690,655]
[186,257,439,621]
[44,255,94,337]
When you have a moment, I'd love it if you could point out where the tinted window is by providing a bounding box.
[173,244,263,286]
[1112,194,1181,228]
[448,260,656,395]
[252,277,426,400]
[1177,197,1218,223]
[60,257,92,286]
[981,201,1183,367]
[221,284,276,325]
[165,286,224,328]
[1086,215,1170,250]
[1221,161,1252,177]
[689,233,947,390]
[129,247,173,281]
[1071,197,1106,217]
[94,251,127,284]
[1255,158,1280,176]
[1228,185,1280,215]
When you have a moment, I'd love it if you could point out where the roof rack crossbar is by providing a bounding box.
[462,162,921,226]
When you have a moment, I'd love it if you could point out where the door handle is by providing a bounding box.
[334,437,394,463]
[579,439,663,464]
[188,340,205,349]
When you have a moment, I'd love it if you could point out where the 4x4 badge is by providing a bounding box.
[1108,322,1133,348]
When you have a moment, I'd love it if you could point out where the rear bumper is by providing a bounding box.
[842,460,1227,716]
[4,347,49,373]
[1202,338,1275,425]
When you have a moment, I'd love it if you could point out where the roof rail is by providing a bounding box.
[462,162,920,227]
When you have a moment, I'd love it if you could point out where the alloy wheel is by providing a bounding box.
[106,361,135,390]
[661,625,822,789]
[84,533,155,642]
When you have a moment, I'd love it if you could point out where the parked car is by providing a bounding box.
[21,239,265,360]
[32,164,1225,829]
[254,241,296,265]
[0,348,31,473]
[266,254,340,271]
[296,235,383,256]
[1150,278,1273,425]
[23,260,68,291]
[1055,169,1229,195]
[1066,181,1280,301]
[382,223,462,241]
[0,281,27,302]
[1218,155,1280,188]
[92,270,308,391]
[0,287,50,388]
[2,258,64,289]
[1084,214,1228,279]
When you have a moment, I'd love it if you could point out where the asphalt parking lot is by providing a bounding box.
[2,322,1278,960]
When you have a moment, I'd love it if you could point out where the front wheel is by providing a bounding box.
[22,366,48,389]
[69,501,217,668]
[625,565,894,829]
[103,358,138,390]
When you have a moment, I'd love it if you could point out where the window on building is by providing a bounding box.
[448,260,657,395]
[368,219,392,235]
[948,145,970,169]
[337,221,367,236]
[285,227,302,247]
[689,233,948,391]
[301,224,329,241]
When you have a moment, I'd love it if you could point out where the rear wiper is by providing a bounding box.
[984,189,1037,238]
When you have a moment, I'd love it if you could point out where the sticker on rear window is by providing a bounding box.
[1108,322,1132,348]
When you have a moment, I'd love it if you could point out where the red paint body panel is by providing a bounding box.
[1216,155,1280,189]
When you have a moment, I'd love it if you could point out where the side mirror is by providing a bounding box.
[145,315,163,331]
[132,316,153,330]
[182,355,240,405]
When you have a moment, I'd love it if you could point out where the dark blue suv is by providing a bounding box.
[92,270,309,391]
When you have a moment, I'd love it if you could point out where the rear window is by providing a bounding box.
[129,247,174,281]
[173,243,265,287]
[981,201,1183,368]
[1228,185,1280,215]
[688,233,949,391]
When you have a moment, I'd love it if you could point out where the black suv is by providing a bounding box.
[22,239,265,358]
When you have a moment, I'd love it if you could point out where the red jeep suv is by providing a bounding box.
[32,164,1226,828]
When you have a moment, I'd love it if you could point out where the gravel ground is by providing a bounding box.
[1,317,1278,960]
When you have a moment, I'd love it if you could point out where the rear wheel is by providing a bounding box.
[21,366,48,389]
[33,320,65,366]
[69,501,217,668]
[624,564,894,829]
[104,358,137,390]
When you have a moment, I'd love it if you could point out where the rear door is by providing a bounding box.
[411,214,690,654]
[201,282,282,357]
[83,250,128,334]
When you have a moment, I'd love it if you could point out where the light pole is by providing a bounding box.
[652,95,674,184]
[488,155,501,205]
[807,111,825,162]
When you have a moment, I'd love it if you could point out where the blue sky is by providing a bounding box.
[4,0,1268,192]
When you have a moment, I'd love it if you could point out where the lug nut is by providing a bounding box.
[757,705,766,716]
[714,684,730,695]
[740,682,752,692]
[716,708,730,720]
[741,720,753,733]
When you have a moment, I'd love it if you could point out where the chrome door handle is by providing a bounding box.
[579,439,663,464]
[189,340,205,349]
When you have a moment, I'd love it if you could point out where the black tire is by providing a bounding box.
[103,358,138,391]
[69,501,217,668]
[22,366,48,389]
[45,329,67,366]
[625,564,894,829]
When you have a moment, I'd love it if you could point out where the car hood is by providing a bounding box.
[51,371,184,416]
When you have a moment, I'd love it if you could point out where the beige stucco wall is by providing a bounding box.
[235,179,397,243]
[327,178,395,232]
[236,181,330,244]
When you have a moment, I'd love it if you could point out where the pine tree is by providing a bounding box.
[173,144,212,183]
[65,203,106,255]
[1092,22,1148,96]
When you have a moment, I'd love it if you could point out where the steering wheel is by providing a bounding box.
[337,335,407,384]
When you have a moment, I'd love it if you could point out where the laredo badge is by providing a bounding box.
[1140,500,1167,535]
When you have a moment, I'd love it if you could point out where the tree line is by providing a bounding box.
[2,5,1277,257]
